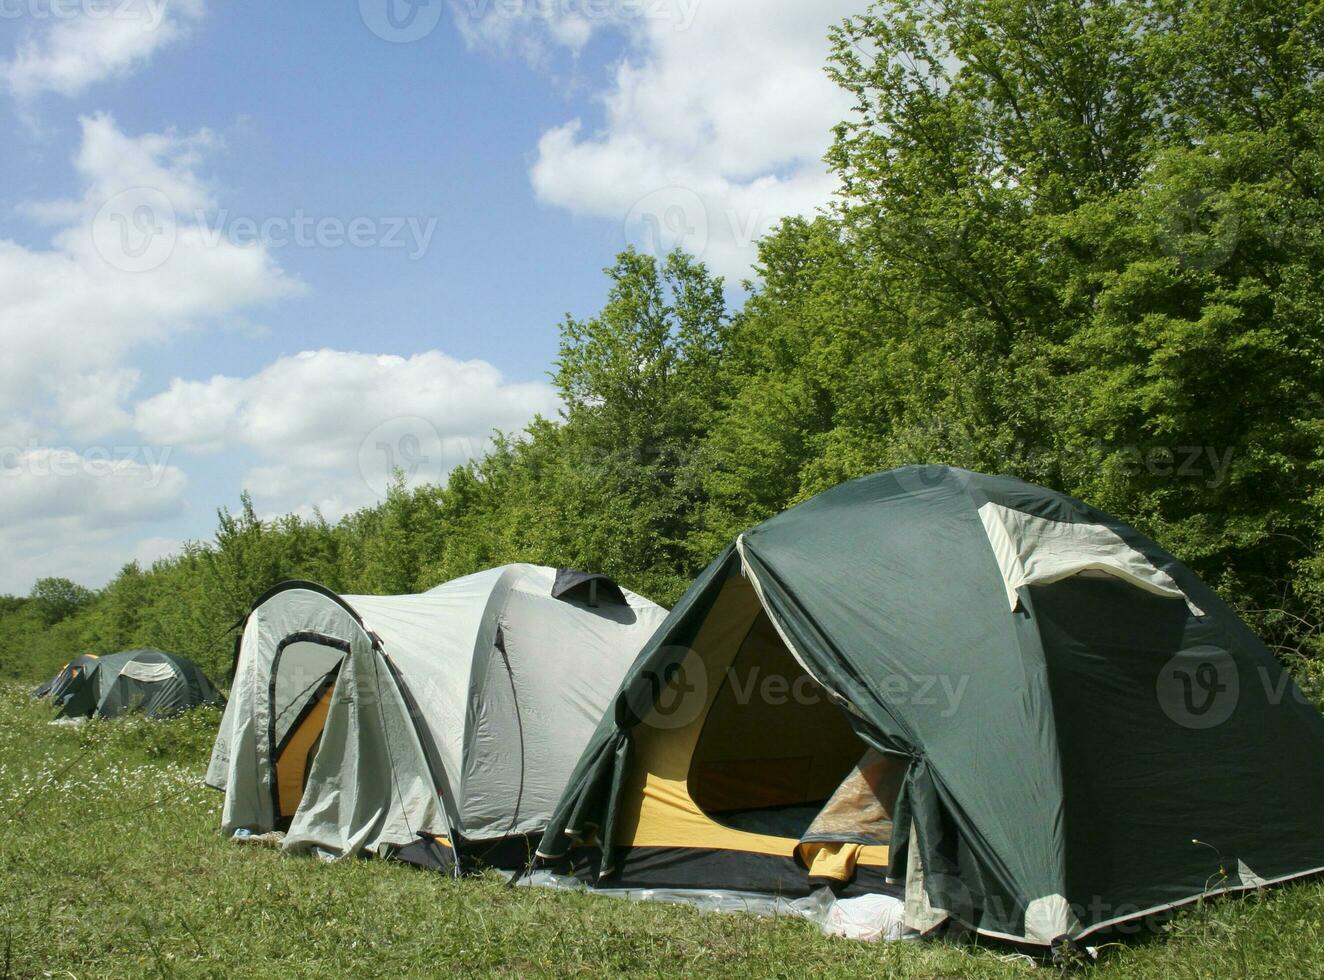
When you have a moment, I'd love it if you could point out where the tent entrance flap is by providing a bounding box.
[274,667,341,820]
[797,748,907,882]
[606,567,895,891]
[689,609,866,831]
[268,634,350,823]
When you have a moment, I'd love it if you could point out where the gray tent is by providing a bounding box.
[57,649,223,720]
[206,564,668,870]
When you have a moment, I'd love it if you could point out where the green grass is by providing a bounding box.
[2,684,1323,978]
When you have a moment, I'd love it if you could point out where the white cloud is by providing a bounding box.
[135,348,561,518]
[2,0,204,100]
[0,446,185,527]
[1,112,301,440]
[463,1,857,278]
[48,367,142,438]
[449,0,612,64]
[127,534,183,569]
[0,531,184,595]
[23,110,218,222]
[0,445,189,593]
[0,110,299,592]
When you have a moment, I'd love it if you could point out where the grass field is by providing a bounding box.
[3,684,1323,978]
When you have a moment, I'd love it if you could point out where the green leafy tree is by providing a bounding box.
[804,0,1323,652]
[549,248,732,601]
[28,577,95,626]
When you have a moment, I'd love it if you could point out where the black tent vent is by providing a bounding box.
[551,569,627,608]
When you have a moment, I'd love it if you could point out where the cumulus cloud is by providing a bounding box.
[0,445,185,527]
[1,112,301,440]
[129,535,184,564]
[447,0,663,64]
[461,0,857,278]
[47,367,142,437]
[134,348,561,518]
[1,0,204,100]
[0,445,189,593]
[0,110,298,592]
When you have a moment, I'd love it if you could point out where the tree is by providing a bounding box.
[808,0,1324,653]
[550,248,732,601]
[28,578,94,626]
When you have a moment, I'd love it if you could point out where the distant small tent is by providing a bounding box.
[57,650,223,720]
[32,654,99,702]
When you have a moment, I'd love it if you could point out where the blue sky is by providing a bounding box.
[0,0,861,594]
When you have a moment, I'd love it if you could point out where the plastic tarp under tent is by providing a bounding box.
[56,650,223,720]
[206,563,668,872]
[536,466,1324,947]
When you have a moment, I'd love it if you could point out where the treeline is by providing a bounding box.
[3,0,1321,684]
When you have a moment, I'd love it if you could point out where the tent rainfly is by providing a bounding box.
[206,564,668,870]
[57,650,223,720]
[536,466,1324,947]
[32,654,99,702]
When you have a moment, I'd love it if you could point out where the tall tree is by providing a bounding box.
[28,577,94,626]
[550,248,732,601]
[813,0,1324,651]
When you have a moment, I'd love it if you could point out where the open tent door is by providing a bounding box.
[687,609,868,839]
[269,636,348,826]
[567,561,897,896]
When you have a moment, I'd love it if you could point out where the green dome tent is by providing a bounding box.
[57,649,223,720]
[537,466,1324,947]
